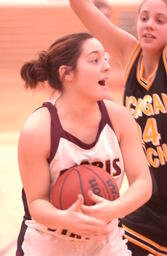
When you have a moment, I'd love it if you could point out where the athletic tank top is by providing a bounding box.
[123,43,167,244]
[20,100,125,232]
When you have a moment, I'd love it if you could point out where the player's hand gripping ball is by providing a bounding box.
[51,164,119,210]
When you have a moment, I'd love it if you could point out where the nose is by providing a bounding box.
[146,18,154,30]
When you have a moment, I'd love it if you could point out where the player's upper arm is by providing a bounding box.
[117,107,150,185]
[70,0,137,68]
[18,107,51,206]
[105,101,151,186]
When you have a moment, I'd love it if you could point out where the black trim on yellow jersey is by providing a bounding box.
[123,225,167,256]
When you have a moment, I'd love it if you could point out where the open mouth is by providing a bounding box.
[143,33,155,39]
[98,80,106,86]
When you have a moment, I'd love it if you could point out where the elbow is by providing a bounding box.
[145,188,152,203]
[143,177,153,203]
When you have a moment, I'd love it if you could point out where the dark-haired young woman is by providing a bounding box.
[16,32,151,256]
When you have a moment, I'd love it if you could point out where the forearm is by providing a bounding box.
[29,199,65,229]
[29,197,109,237]
[70,0,102,34]
[69,0,136,68]
[111,177,152,219]
[70,0,91,15]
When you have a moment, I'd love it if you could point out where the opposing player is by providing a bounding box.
[69,0,167,255]
[16,32,151,256]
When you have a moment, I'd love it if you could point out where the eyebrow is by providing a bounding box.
[141,10,167,17]
[156,13,167,18]
[87,50,100,56]
[87,50,107,57]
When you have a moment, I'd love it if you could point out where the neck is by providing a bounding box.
[142,50,161,79]
[56,93,99,121]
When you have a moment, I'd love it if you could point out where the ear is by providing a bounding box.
[58,65,74,83]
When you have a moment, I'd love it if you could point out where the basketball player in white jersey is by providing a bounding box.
[16,32,152,256]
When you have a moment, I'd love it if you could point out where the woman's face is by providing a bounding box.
[70,38,111,101]
[137,0,167,52]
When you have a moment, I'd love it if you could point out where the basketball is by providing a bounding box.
[50,164,119,210]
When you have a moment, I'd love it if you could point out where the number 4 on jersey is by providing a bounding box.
[143,118,161,146]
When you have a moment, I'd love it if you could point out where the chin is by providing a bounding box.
[98,92,112,101]
[141,41,159,51]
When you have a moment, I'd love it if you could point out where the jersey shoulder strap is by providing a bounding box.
[98,101,115,132]
[124,42,141,85]
[42,101,62,163]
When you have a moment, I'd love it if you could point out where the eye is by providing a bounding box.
[141,16,148,22]
[91,59,99,64]
[157,19,163,24]
[156,17,165,24]
[140,12,148,22]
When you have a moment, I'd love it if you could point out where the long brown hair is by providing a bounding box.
[20,32,93,91]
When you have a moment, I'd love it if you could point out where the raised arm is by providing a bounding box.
[69,0,137,69]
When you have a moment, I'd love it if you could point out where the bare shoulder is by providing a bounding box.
[18,106,51,157]
[103,100,136,140]
[20,106,50,136]
[104,99,132,122]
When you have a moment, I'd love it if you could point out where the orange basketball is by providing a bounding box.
[51,164,119,210]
